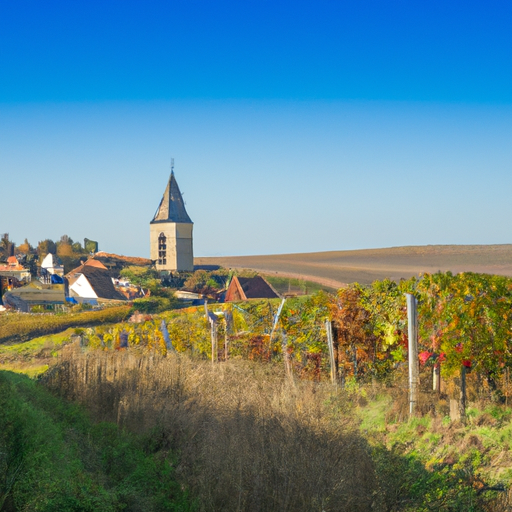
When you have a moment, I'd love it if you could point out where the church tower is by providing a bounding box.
[150,167,194,272]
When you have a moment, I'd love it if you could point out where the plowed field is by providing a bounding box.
[195,244,512,287]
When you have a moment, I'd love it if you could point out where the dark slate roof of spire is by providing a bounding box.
[151,172,193,224]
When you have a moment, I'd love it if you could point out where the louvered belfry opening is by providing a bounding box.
[158,233,167,265]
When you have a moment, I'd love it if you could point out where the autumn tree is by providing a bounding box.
[16,238,34,255]
[37,239,57,261]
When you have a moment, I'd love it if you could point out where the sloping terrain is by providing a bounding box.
[196,244,512,286]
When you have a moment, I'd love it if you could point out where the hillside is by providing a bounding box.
[195,244,512,286]
[0,370,191,511]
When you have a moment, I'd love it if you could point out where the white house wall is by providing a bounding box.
[69,274,98,299]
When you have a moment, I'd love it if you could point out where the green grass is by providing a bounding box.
[0,370,194,511]
[0,329,74,358]
[357,396,389,435]
[0,329,78,376]
[355,390,512,510]
[0,364,49,377]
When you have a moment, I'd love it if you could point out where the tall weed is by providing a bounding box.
[43,348,379,512]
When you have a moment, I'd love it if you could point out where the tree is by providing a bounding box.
[59,234,73,246]
[84,239,98,254]
[16,238,33,255]
[0,234,14,261]
[120,266,160,287]
[72,242,84,254]
[56,242,73,258]
[37,239,57,260]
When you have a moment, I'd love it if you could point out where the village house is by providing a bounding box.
[225,276,280,302]
[0,255,31,282]
[3,279,66,312]
[40,253,64,277]
[67,260,126,304]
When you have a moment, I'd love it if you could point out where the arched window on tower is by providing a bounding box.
[158,233,167,265]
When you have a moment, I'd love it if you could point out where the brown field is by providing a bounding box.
[196,244,512,287]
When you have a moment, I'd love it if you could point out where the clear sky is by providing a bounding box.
[1,1,511,257]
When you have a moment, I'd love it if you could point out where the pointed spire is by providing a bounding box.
[151,172,193,224]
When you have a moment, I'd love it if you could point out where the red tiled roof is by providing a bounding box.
[66,258,107,277]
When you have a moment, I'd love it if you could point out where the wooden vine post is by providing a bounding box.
[223,309,232,361]
[224,323,229,360]
[210,319,218,364]
[405,293,419,417]
[204,300,218,364]
[459,364,467,422]
[325,319,337,385]
[433,364,441,393]
[282,332,292,378]
[269,298,291,378]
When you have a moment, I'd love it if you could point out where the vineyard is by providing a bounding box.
[75,271,512,406]
[0,305,131,345]
[6,270,512,510]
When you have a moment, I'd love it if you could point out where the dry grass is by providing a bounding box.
[196,244,512,285]
[43,347,382,512]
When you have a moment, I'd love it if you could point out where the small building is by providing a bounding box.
[0,256,31,282]
[67,261,126,304]
[3,280,66,312]
[41,253,64,276]
[150,167,194,272]
[112,277,146,300]
[225,276,279,302]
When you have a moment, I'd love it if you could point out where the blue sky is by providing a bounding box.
[1,1,511,257]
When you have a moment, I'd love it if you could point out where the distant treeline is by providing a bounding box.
[1,233,98,273]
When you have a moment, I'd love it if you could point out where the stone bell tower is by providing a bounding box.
[150,165,194,272]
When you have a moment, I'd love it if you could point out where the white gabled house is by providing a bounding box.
[67,260,126,305]
[41,253,64,276]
